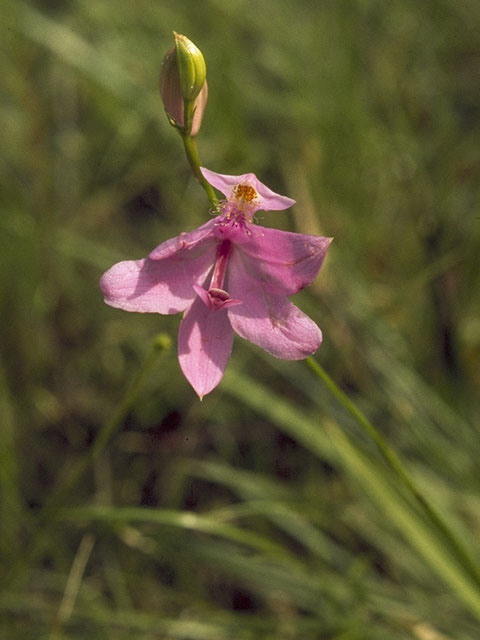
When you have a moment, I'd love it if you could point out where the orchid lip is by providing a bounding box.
[231,182,260,213]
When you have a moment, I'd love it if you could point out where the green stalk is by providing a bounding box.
[305,356,480,589]
[180,98,218,206]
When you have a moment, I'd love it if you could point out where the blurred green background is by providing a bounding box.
[2,0,480,638]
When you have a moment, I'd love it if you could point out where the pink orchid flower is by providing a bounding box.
[100,168,332,398]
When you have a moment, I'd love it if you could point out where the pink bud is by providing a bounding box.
[159,40,208,136]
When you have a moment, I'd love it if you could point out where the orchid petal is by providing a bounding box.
[200,167,295,212]
[100,222,217,314]
[148,219,216,260]
[227,256,322,359]
[178,297,234,398]
[236,228,332,296]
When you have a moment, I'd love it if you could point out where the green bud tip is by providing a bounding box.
[173,32,207,101]
[159,34,208,136]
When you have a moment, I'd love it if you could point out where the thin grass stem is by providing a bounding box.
[49,532,96,640]
[305,356,480,590]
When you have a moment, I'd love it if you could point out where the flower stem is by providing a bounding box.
[180,98,218,207]
[181,134,218,206]
[305,356,480,589]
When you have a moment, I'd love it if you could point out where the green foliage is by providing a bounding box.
[1,0,480,637]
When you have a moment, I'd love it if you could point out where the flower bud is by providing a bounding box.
[159,34,208,136]
[174,32,206,101]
